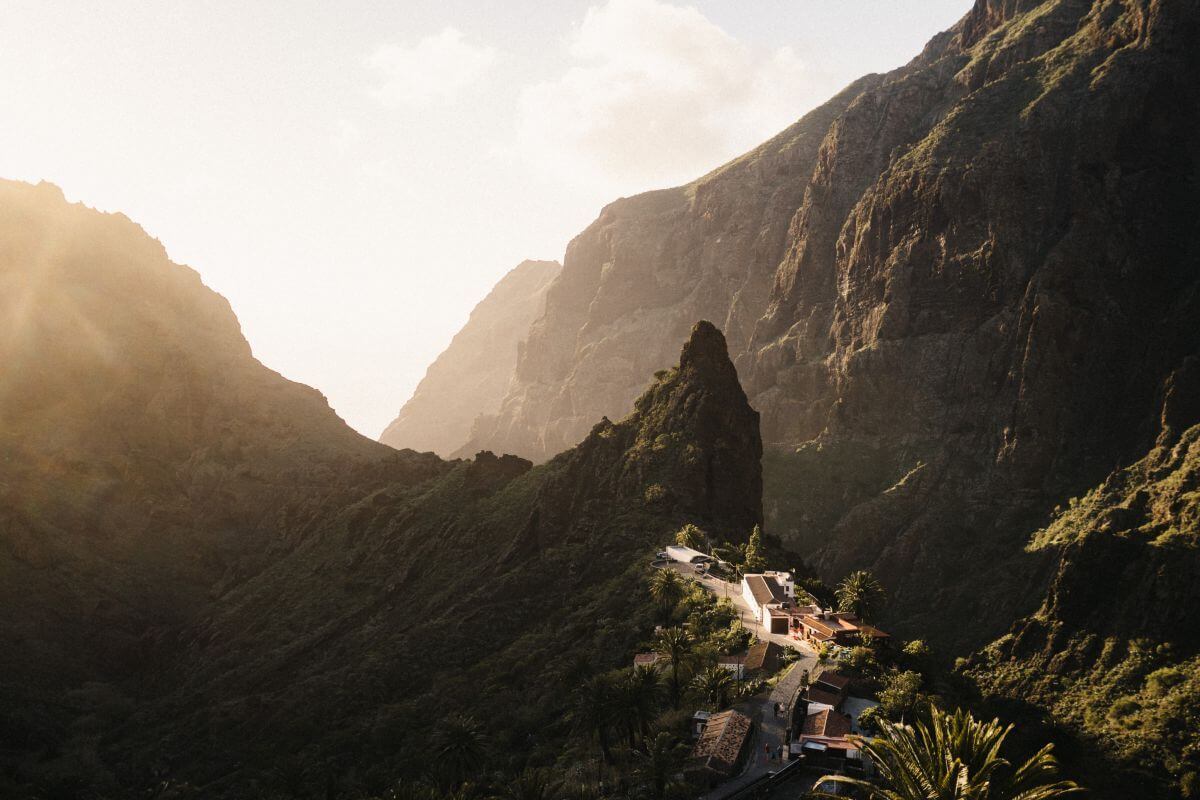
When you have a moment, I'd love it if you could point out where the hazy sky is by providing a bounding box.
[0,0,971,438]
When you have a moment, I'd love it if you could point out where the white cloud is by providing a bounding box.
[516,0,819,191]
[367,27,498,107]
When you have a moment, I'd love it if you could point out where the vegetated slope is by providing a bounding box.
[0,180,443,794]
[118,321,761,797]
[447,0,1200,651]
[971,360,1200,799]
[380,259,560,456]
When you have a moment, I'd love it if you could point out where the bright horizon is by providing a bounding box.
[0,0,971,438]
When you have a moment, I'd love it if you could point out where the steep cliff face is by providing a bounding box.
[110,322,761,796]
[450,0,1200,648]
[971,387,1200,799]
[380,259,560,456]
[458,77,878,461]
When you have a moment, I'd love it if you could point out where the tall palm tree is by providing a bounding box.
[654,627,692,708]
[818,706,1082,800]
[648,568,686,623]
[431,713,488,788]
[618,664,664,747]
[835,569,886,622]
[572,675,616,765]
[674,523,707,550]
[691,665,734,710]
[633,732,688,800]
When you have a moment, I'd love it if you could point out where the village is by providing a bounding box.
[631,533,898,798]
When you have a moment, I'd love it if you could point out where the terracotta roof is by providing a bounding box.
[805,688,843,708]
[745,575,786,606]
[813,670,850,692]
[690,709,752,776]
[743,641,782,674]
[634,653,661,667]
[799,615,837,637]
[856,623,891,639]
[802,708,852,738]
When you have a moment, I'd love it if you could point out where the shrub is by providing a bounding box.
[1146,666,1186,696]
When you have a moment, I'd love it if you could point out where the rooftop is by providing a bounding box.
[744,574,786,606]
[690,709,752,776]
[802,708,852,739]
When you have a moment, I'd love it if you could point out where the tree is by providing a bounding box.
[633,732,688,800]
[572,676,616,765]
[674,523,707,550]
[742,525,767,572]
[621,664,664,746]
[691,665,735,710]
[648,568,686,624]
[835,570,885,622]
[878,669,924,721]
[431,713,488,787]
[654,627,692,708]
[818,706,1082,800]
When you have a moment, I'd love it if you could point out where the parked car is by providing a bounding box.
[693,564,708,575]
[656,551,670,560]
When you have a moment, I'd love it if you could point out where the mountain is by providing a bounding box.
[116,320,761,797]
[0,184,763,797]
[427,0,1200,652]
[970,361,1200,798]
[0,179,399,692]
[0,180,445,796]
[379,259,560,456]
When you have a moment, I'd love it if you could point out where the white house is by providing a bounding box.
[666,544,711,564]
[741,571,796,622]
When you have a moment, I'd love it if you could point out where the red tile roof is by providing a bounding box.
[805,688,843,708]
[690,710,752,776]
[802,708,852,738]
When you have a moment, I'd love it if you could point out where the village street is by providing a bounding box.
[662,563,822,798]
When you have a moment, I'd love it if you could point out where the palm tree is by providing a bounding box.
[835,569,886,622]
[632,732,688,800]
[431,713,488,787]
[572,675,616,765]
[619,664,664,747]
[691,665,734,710]
[654,627,692,708]
[674,523,707,550]
[818,706,1082,800]
[648,568,685,623]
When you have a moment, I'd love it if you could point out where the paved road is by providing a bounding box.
[663,563,822,799]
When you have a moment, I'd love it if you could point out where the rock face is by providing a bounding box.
[448,0,1200,650]
[457,77,878,461]
[379,259,560,456]
[972,402,1200,799]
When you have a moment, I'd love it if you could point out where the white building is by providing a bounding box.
[741,571,796,622]
[666,544,711,564]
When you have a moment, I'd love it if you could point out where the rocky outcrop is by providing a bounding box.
[446,0,1200,650]
[380,259,560,456]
